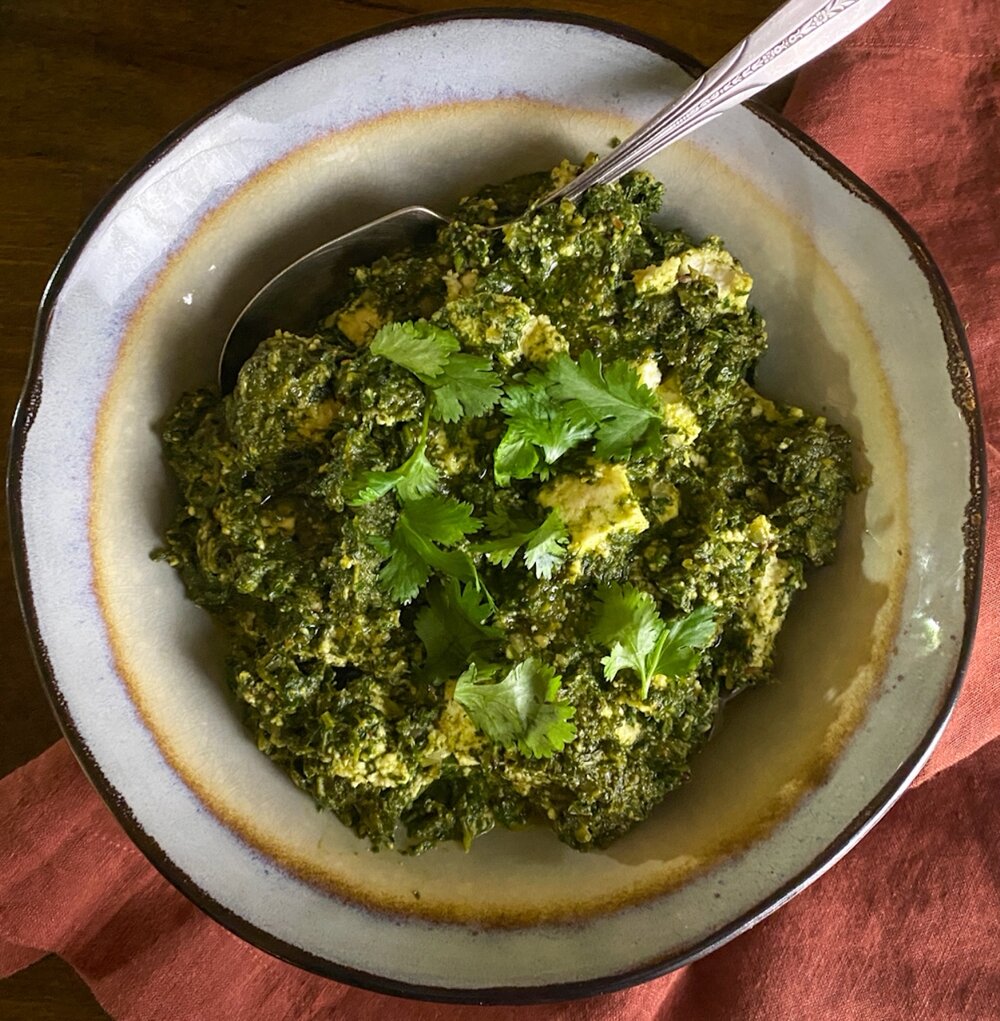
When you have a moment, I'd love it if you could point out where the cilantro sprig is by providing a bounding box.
[345,319,502,507]
[415,579,502,681]
[492,381,595,485]
[493,352,662,485]
[590,584,716,698]
[375,494,483,604]
[370,320,501,423]
[349,320,503,600]
[370,320,459,376]
[453,658,577,758]
[472,509,569,580]
[546,351,662,460]
[344,404,439,506]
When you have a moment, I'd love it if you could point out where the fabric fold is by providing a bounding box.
[2,737,998,1019]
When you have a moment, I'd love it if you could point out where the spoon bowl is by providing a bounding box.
[218,0,892,390]
[220,206,446,391]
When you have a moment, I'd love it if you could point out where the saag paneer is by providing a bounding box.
[157,160,853,853]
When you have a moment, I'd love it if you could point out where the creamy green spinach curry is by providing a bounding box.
[157,160,853,853]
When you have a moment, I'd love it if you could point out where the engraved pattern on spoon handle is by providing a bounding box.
[551,0,891,203]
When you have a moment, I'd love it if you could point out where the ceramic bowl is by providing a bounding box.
[9,11,984,1003]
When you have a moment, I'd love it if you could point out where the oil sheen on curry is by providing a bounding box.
[157,160,854,854]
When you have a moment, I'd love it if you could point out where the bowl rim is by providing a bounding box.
[7,6,986,1005]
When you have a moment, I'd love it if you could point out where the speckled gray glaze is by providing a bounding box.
[10,12,983,1003]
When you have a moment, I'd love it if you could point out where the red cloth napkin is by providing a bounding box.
[3,1,998,1016]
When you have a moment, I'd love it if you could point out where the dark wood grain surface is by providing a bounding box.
[0,1,785,1016]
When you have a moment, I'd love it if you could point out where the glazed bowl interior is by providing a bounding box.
[13,13,979,1001]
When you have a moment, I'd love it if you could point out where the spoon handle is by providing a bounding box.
[548,0,892,204]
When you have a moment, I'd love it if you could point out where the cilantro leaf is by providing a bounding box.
[493,381,594,485]
[473,509,568,579]
[395,446,440,501]
[453,659,577,758]
[656,605,718,678]
[378,534,431,603]
[344,440,439,505]
[590,584,716,698]
[344,404,439,506]
[591,584,664,690]
[522,512,570,579]
[493,429,539,487]
[370,320,500,425]
[376,495,483,603]
[415,579,502,681]
[470,520,526,569]
[404,494,481,545]
[501,383,595,463]
[370,320,459,378]
[545,351,661,459]
[343,468,401,506]
[430,353,502,423]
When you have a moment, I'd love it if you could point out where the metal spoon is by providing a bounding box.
[219,0,891,391]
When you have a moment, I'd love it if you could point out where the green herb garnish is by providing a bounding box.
[415,579,502,681]
[492,379,595,485]
[546,351,662,459]
[453,658,577,758]
[344,405,439,506]
[376,494,483,603]
[369,319,459,377]
[371,320,501,423]
[492,352,662,485]
[473,509,569,579]
[590,584,716,698]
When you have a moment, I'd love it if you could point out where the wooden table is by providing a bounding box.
[0,1,785,1015]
